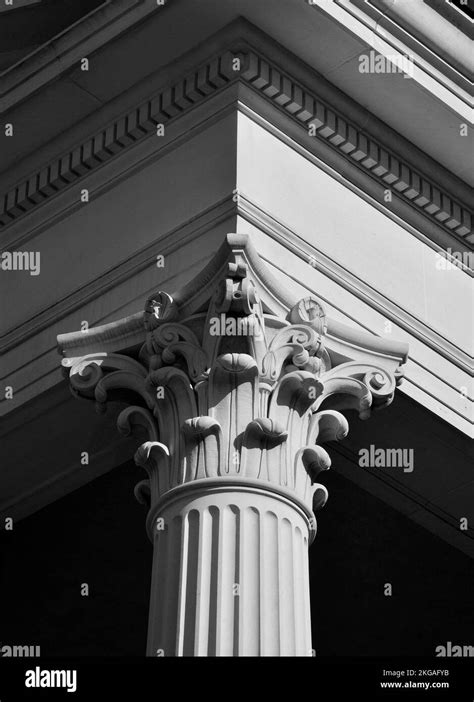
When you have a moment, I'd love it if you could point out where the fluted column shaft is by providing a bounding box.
[146,482,312,657]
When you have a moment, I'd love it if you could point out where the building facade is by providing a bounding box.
[1,0,472,658]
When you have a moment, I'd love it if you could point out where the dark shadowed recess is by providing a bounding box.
[0,453,472,656]
[313,469,474,656]
[0,0,106,72]
[448,0,474,20]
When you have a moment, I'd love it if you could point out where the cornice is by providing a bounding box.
[338,0,473,91]
[369,0,474,73]
[0,48,238,225]
[236,48,472,245]
[424,0,474,39]
[0,32,472,248]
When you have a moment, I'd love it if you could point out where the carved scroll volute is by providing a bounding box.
[294,446,331,517]
[214,265,257,315]
[117,406,162,510]
[314,362,397,419]
[117,405,159,443]
[62,356,104,399]
[134,442,171,508]
[150,323,207,381]
[261,323,326,385]
[307,410,349,445]
[63,353,150,412]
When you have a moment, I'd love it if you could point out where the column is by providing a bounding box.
[60,233,405,656]
[143,483,312,656]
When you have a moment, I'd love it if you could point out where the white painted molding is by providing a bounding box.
[316,0,473,107]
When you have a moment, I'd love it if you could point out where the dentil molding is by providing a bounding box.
[1,38,472,246]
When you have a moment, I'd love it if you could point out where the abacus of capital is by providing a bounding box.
[58,234,408,657]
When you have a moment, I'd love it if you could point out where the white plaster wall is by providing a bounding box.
[235,113,472,437]
[236,113,472,353]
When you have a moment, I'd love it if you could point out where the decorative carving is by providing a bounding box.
[144,291,179,331]
[289,296,327,333]
[134,442,171,508]
[60,234,407,530]
[262,324,326,381]
[117,406,159,442]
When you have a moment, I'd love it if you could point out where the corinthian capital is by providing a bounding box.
[58,234,408,535]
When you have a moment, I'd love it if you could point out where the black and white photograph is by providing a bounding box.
[0,0,473,698]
